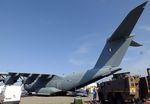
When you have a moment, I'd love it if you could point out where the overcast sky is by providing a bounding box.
[0,0,150,77]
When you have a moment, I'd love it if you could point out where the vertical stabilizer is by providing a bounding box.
[94,1,147,69]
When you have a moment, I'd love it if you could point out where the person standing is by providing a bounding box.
[93,88,97,101]
[86,88,89,96]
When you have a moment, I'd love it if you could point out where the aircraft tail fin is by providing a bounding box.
[108,1,147,41]
[94,1,147,69]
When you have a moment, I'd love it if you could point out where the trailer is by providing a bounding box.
[0,85,22,104]
[97,68,150,104]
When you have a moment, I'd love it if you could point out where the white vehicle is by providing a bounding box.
[0,85,22,104]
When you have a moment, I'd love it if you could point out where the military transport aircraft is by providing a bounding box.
[0,1,148,95]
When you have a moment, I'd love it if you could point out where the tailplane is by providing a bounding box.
[94,1,147,69]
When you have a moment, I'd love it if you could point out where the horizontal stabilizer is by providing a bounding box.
[109,1,148,42]
[130,40,142,47]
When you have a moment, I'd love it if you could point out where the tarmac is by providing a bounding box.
[20,96,92,104]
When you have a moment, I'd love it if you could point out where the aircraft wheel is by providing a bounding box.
[28,92,32,96]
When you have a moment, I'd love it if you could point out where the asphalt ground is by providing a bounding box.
[20,96,92,104]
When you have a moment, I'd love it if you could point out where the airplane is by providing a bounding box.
[0,1,148,95]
